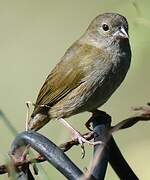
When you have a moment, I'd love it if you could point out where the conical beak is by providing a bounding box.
[113,26,129,39]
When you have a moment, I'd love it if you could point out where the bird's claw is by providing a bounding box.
[72,131,102,158]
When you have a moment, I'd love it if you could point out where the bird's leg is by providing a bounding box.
[58,118,102,157]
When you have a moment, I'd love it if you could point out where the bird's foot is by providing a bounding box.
[72,131,102,158]
[58,118,102,158]
[72,131,101,145]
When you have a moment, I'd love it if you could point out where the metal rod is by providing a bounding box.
[11,131,83,180]
[109,137,139,180]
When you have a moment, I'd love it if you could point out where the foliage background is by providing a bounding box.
[0,0,150,179]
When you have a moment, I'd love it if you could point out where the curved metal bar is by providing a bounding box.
[88,110,138,180]
[11,131,83,180]
[109,137,139,180]
[91,111,111,180]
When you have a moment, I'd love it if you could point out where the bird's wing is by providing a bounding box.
[32,42,103,115]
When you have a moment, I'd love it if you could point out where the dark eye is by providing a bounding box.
[102,24,109,31]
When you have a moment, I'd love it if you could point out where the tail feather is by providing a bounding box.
[28,113,50,131]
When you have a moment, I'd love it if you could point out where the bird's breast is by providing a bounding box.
[82,48,131,111]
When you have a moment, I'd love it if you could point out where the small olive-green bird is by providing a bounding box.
[28,13,131,144]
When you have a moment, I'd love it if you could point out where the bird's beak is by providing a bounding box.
[113,26,129,39]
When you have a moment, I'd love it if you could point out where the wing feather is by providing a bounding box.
[32,42,103,115]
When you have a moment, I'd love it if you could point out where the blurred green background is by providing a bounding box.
[0,0,150,179]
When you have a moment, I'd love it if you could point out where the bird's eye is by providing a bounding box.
[102,24,109,31]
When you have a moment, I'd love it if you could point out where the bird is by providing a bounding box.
[27,12,131,145]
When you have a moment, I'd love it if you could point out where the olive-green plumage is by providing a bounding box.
[28,13,131,131]
[33,43,105,111]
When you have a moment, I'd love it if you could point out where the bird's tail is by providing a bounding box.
[28,113,50,131]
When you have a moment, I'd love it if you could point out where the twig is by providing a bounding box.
[111,104,150,133]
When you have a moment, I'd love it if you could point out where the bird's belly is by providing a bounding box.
[49,73,123,118]
[82,87,112,111]
[80,81,118,112]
